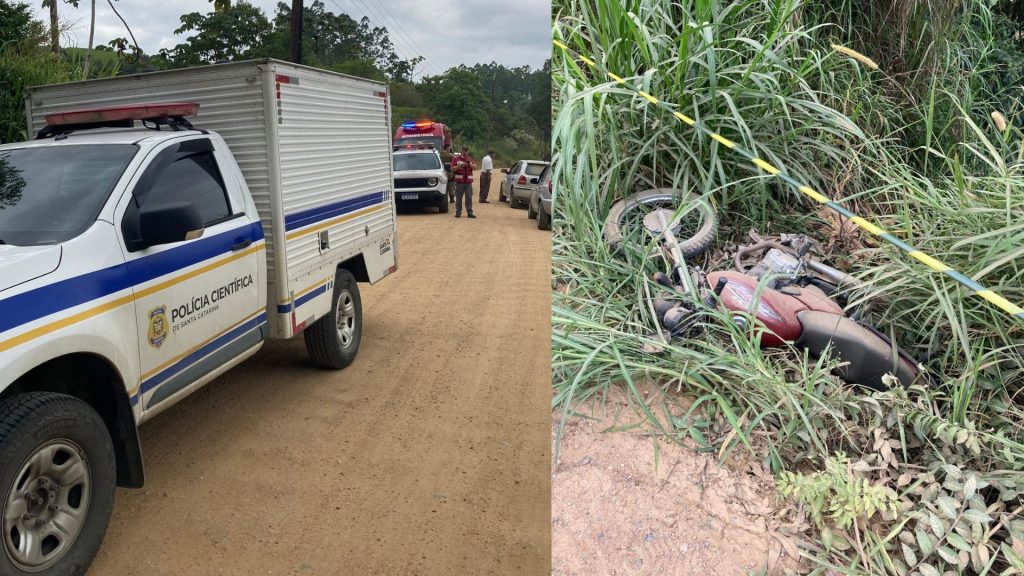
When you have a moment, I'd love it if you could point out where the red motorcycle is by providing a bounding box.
[603,189,924,390]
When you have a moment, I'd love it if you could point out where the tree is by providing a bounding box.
[419,69,490,140]
[330,60,385,81]
[170,3,272,65]
[40,0,56,52]
[0,1,44,46]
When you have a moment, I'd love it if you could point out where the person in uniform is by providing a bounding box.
[452,146,477,219]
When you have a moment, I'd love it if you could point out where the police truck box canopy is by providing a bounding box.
[0,59,396,575]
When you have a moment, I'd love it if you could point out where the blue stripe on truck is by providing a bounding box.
[0,222,265,336]
[283,191,386,231]
[275,283,328,314]
[142,312,268,407]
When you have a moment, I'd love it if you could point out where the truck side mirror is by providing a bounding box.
[500,168,509,174]
[139,202,204,248]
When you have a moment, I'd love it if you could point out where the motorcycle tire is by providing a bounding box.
[603,188,718,259]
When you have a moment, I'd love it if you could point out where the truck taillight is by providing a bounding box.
[45,102,199,126]
[517,175,527,185]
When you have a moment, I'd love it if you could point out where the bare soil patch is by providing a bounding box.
[552,389,800,575]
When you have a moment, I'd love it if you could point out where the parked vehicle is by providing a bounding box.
[528,164,552,230]
[393,119,452,155]
[499,160,549,208]
[393,146,448,213]
[394,120,453,199]
[0,59,397,576]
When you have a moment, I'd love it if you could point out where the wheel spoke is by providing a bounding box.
[16,528,43,566]
[50,508,83,537]
[53,458,87,488]
[28,444,58,479]
[4,494,27,524]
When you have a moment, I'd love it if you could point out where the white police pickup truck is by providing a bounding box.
[0,60,396,575]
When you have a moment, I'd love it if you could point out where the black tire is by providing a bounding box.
[509,191,520,209]
[437,196,449,213]
[538,207,551,230]
[498,184,507,202]
[603,188,718,259]
[527,198,538,219]
[0,392,116,576]
[304,269,363,369]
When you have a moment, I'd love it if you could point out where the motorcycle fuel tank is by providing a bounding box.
[706,271,805,346]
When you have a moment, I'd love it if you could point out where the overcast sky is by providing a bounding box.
[30,0,552,77]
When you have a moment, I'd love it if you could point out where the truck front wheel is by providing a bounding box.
[0,392,116,576]
[304,269,363,369]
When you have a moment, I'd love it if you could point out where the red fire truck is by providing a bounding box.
[394,120,455,199]
[394,119,453,153]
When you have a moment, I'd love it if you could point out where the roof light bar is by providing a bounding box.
[400,120,435,130]
[45,102,199,127]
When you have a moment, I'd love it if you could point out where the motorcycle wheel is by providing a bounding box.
[603,188,718,259]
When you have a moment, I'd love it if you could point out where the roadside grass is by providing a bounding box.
[552,0,1024,574]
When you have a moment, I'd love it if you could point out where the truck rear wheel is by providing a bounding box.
[304,269,363,369]
[0,392,116,576]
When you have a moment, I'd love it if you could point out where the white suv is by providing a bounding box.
[392,147,448,213]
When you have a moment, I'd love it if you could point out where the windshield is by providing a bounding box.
[0,144,137,246]
[394,153,441,171]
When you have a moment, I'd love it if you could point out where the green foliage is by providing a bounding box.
[777,453,900,530]
[168,2,273,65]
[0,0,85,143]
[552,0,1024,574]
[418,69,490,140]
[0,0,44,46]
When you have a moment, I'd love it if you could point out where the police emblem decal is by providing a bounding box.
[147,306,169,348]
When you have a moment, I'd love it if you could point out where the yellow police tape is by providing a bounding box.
[552,38,1024,322]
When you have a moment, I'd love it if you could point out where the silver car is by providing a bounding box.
[527,164,552,230]
[499,160,549,208]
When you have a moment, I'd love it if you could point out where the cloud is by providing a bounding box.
[31,0,551,75]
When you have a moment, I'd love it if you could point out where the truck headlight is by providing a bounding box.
[427,177,438,186]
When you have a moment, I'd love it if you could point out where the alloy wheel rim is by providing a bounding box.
[3,439,91,572]
[335,289,356,347]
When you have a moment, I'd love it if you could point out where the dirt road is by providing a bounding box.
[89,187,552,575]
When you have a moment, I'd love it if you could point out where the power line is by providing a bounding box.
[326,0,439,77]
[350,0,438,75]
[345,0,443,77]
[360,0,446,74]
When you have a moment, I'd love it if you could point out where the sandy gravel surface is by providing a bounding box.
[552,390,798,576]
[88,184,552,575]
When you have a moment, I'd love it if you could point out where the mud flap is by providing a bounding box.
[794,310,922,390]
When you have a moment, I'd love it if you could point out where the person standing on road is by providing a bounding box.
[479,150,494,203]
[453,145,477,219]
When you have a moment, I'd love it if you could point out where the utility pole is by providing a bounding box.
[289,0,303,64]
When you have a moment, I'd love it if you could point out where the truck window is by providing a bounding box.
[0,144,137,246]
[525,163,547,176]
[122,146,232,249]
[140,152,230,225]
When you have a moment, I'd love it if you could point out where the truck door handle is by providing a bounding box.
[231,239,252,251]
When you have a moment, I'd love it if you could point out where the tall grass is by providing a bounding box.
[552,0,1024,573]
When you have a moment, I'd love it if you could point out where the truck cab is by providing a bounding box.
[0,59,397,576]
